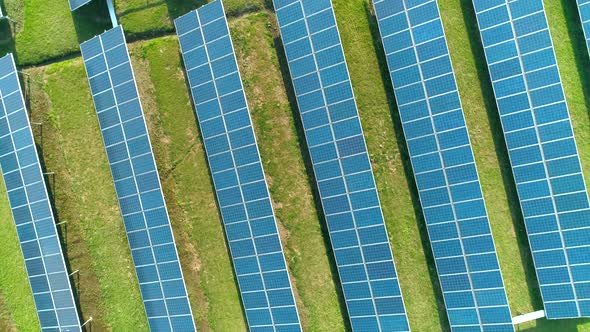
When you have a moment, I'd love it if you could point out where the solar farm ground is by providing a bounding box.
[0,0,589,330]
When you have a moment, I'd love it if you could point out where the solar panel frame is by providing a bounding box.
[69,0,93,11]
[80,26,196,330]
[473,0,590,319]
[272,0,410,330]
[174,2,302,330]
[371,0,514,330]
[0,53,82,331]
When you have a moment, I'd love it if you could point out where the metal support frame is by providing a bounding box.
[106,0,117,28]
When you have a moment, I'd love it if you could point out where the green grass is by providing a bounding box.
[25,61,148,330]
[130,36,246,330]
[232,12,346,330]
[0,0,110,65]
[116,0,266,37]
[2,0,590,331]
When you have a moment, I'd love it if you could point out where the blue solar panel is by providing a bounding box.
[372,1,514,330]
[0,53,82,331]
[578,1,590,58]
[473,0,590,319]
[69,0,92,11]
[80,26,196,330]
[272,0,410,330]
[175,2,302,331]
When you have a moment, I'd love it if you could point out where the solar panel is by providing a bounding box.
[175,2,302,330]
[80,26,196,330]
[372,0,515,330]
[69,0,92,11]
[0,53,82,331]
[473,0,590,319]
[374,0,514,331]
[272,0,410,330]
[577,1,590,57]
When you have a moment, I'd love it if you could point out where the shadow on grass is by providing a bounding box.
[71,0,112,44]
[0,5,16,61]
[517,317,590,332]
[271,31,352,332]
[363,3,450,331]
[560,0,590,123]
[175,48,249,328]
[164,0,206,19]
[164,0,265,23]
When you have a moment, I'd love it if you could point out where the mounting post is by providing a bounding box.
[512,310,545,325]
[81,317,93,327]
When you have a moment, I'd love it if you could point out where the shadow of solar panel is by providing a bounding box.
[473,0,590,319]
[0,53,82,331]
[372,1,514,330]
[175,1,302,330]
[271,0,410,330]
[80,26,196,331]
[69,0,93,11]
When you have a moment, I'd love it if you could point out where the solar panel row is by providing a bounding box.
[69,0,93,11]
[272,0,410,330]
[372,0,514,330]
[80,26,196,331]
[0,53,81,331]
[473,0,590,319]
[174,2,302,331]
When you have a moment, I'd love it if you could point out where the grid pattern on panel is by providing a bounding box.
[372,1,514,331]
[69,0,92,11]
[577,0,590,54]
[174,2,302,331]
[80,26,196,331]
[473,0,590,319]
[272,0,410,330]
[0,53,81,331]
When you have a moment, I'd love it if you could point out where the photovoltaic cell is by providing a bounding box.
[0,53,82,331]
[473,0,590,319]
[272,0,410,330]
[372,0,514,330]
[69,0,92,11]
[175,2,301,331]
[577,1,590,58]
[80,26,196,330]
